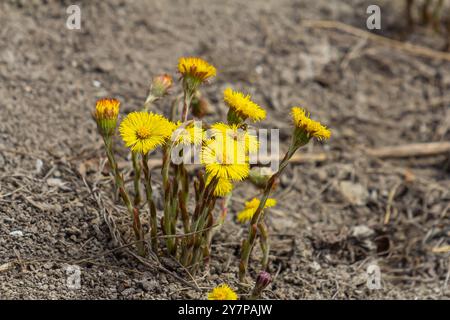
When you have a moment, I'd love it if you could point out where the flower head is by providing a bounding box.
[94,98,120,137]
[237,198,277,223]
[172,121,205,146]
[224,88,266,123]
[178,57,216,85]
[210,123,259,153]
[206,175,234,197]
[201,138,249,181]
[119,111,175,154]
[291,107,331,142]
[207,284,238,300]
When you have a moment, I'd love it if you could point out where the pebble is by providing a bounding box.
[351,225,374,239]
[35,159,44,174]
[121,288,135,296]
[139,279,158,292]
[310,261,321,271]
[9,230,24,237]
[338,181,369,206]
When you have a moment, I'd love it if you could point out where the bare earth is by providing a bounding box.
[0,0,449,299]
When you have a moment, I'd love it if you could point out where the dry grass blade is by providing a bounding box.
[432,245,450,253]
[303,19,450,62]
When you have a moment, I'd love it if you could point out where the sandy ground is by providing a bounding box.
[0,0,449,299]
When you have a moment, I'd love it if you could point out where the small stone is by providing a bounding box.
[338,181,368,206]
[64,226,82,236]
[35,159,44,174]
[279,68,296,84]
[139,279,157,292]
[97,60,114,72]
[43,262,53,270]
[310,261,321,271]
[121,288,135,296]
[9,230,24,237]
[351,225,374,239]
[46,178,65,188]
[314,170,328,182]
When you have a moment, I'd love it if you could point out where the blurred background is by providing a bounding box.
[0,0,449,299]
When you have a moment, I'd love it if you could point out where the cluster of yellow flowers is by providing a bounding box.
[93,56,330,300]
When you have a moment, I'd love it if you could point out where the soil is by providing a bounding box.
[0,0,449,299]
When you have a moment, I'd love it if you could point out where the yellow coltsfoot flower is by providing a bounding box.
[172,121,205,146]
[206,175,233,197]
[291,107,331,142]
[207,284,238,300]
[201,138,249,181]
[210,122,259,154]
[94,98,120,137]
[223,88,266,123]
[178,57,216,85]
[119,111,175,154]
[237,198,277,223]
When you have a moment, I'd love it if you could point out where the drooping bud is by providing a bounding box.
[251,271,272,299]
[94,98,120,137]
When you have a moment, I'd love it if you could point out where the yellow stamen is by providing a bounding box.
[136,126,151,139]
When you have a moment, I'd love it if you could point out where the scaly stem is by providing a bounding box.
[179,164,190,233]
[142,153,158,254]
[170,94,182,121]
[239,151,293,282]
[181,175,204,266]
[217,193,231,228]
[258,221,269,270]
[169,165,181,254]
[181,87,193,122]
[131,152,141,206]
[161,145,176,254]
[103,136,145,256]
[191,197,216,273]
[206,193,231,252]
[182,176,218,269]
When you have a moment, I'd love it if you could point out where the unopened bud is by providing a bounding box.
[94,98,120,137]
[148,74,173,102]
[248,167,278,190]
[251,271,272,298]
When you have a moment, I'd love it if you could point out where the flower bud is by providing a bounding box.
[251,271,272,298]
[94,98,120,137]
[148,74,173,102]
[248,167,278,190]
